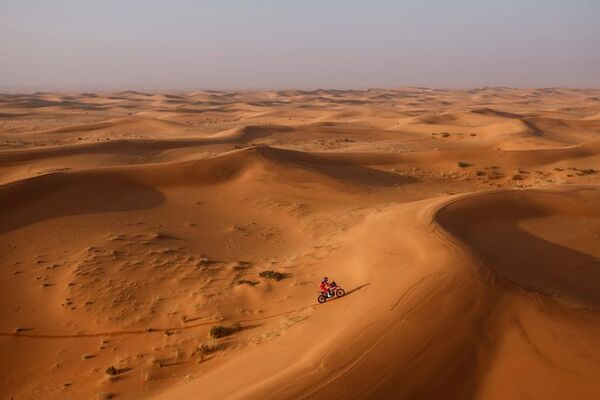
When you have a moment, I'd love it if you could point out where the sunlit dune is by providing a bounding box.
[1,88,600,399]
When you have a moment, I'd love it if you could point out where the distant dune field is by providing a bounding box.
[1,88,600,399]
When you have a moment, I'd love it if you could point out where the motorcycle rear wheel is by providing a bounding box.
[317,295,327,304]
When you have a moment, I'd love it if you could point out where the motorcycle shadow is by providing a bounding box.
[324,283,370,304]
[345,283,370,296]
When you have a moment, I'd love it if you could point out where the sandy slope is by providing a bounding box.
[1,89,600,400]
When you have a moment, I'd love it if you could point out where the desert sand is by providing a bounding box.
[1,88,600,399]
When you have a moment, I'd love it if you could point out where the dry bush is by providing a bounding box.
[488,170,504,180]
[575,168,598,176]
[209,322,242,339]
[196,340,224,363]
[259,270,285,281]
[197,341,223,355]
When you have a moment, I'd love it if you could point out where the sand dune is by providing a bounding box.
[37,117,185,135]
[437,188,600,308]
[1,88,600,400]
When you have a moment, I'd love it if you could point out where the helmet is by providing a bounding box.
[322,276,328,282]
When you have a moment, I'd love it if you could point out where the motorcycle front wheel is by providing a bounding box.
[335,288,346,297]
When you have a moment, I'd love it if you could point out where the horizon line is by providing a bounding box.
[2,85,600,95]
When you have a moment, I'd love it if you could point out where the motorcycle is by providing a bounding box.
[317,281,346,304]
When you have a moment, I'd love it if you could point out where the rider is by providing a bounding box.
[320,277,332,297]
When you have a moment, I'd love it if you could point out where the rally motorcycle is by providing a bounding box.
[317,281,346,304]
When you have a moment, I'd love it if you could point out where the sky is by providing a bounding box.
[1,0,599,90]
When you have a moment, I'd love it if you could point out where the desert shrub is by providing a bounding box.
[475,170,486,176]
[576,168,598,176]
[457,161,472,168]
[512,174,525,181]
[197,342,223,355]
[105,366,118,376]
[209,325,228,338]
[196,341,224,363]
[209,322,242,339]
[259,270,285,281]
[150,357,164,368]
[488,170,504,180]
[237,279,256,286]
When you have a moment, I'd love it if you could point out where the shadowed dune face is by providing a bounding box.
[1,89,600,400]
[436,188,600,309]
[254,146,419,187]
[0,172,166,234]
[432,188,600,400]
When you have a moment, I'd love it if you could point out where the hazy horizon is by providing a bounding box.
[1,0,599,91]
